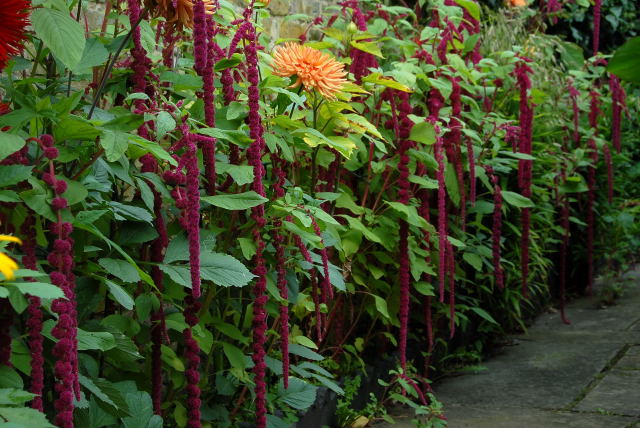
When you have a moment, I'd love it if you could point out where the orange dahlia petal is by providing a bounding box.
[271,43,348,99]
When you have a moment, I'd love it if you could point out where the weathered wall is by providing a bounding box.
[84,0,331,40]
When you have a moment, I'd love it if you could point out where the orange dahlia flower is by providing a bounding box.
[149,0,216,29]
[509,0,527,7]
[0,0,30,71]
[272,43,348,100]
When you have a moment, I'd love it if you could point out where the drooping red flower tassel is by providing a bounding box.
[271,153,290,387]
[434,125,447,303]
[21,215,45,411]
[586,89,601,296]
[486,166,504,290]
[603,144,613,203]
[139,154,169,415]
[568,80,580,146]
[0,0,30,71]
[42,134,79,428]
[514,58,534,298]
[445,76,466,231]
[446,240,455,338]
[592,0,601,54]
[244,12,269,427]
[609,74,625,153]
[193,0,217,195]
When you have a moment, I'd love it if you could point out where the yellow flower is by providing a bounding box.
[0,235,21,281]
[272,43,348,100]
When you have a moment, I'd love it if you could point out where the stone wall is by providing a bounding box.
[84,0,332,41]
[262,0,332,40]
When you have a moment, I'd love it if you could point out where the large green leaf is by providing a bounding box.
[5,282,65,300]
[501,191,534,208]
[0,407,55,427]
[0,388,36,406]
[276,377,318,410]
[608,36,640,82]
[0,133,25,162]
[31,8,86,70]
[201,191,268,210]
[99,258,141,283]
[0,165,32,187]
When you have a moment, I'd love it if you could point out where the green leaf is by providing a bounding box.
[55,116,101,142]
[0,165,32,187]
[0,190,20,203]
[71,37,110,74]
[0,133,25,162]
[99,258,141,283]
[373,295,391,320]
[100,130,129,162]
[463,252,482,271]
[159,71,203,90]
[121,391,162,428]
[350,41,384,58]
[0,407,55,427]
[339,215,382,243]
[214,54,243,72]
[276,377,318,410]
[201,191,268,210]
[0,388,36,406]
[200,253,255,287]
[501,191,534,208]
[293,335,318,350]
[77,330,117,351]
[384,202,431,230]
[455,0,480,20]
[109,202,153,224]
[414,281,435,296]
[104,280,135,310]
[5,282,65,300]
[222,342,247,370]
[31,8,86,69]
[470,307,499,325]
[0,367,23,389]
[288,344,324,361]
[79,375,132,418]
[197,128,253,147]
[155,111,176,140]
[608,36,640,82]
[216,164,254,186]
[409,121,436,145]
[362,73,411,92]
[61,178,88,206]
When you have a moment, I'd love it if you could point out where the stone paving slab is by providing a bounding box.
[376,272,640,427]
[574,369,640,417]
[434,339,624,409]
[374,408,636,428]
[617,345,640,370]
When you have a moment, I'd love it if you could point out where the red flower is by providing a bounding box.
[0,0,30,71]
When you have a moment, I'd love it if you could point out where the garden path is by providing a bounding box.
[378,269,640,427]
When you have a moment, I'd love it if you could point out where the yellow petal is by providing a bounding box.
[0,252,18,281]
[0,235,22,245]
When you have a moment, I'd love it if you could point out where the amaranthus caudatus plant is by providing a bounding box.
[0,0,635,426]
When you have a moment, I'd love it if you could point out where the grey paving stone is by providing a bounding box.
[616,346,640,370]
[375,272,640,426]
[373,407,635,428]
[574,369,640,417]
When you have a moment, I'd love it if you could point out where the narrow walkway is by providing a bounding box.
[381,269,640,427]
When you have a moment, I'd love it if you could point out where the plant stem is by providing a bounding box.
[88,14,144,119]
